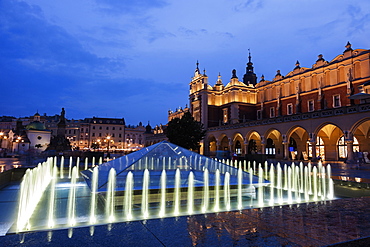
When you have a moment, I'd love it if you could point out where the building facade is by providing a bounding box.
[174,42,370,162]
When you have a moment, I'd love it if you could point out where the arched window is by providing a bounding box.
[265,138,275,156]
[316,137,325,160]
[338,136,359,159]
[235,140,242,155]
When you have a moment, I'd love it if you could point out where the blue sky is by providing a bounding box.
[1,0,369,126]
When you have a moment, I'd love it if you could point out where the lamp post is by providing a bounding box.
[104,136,113,160]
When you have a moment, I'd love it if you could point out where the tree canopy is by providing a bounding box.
[166,112,206,151]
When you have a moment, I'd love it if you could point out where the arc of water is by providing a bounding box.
[47,165,58,228]
[304,166,309,202]
[238,167,244,209]
[188,171,194,215]
[214,169,220,212]
[76,157,80,178]
[124,172,134,220]
[173,168,181,216]
[106,168,116,223]
[283,164,288,190]
[68,157,73,179]
[60,156,64,179]
[224,172,231,211]
[248,168,254,207]
[327,164,334,199]
[287,167,292,204]
[269,165,275,206]
[258,166,264,207]
[313,166,318,201]
[84,157,88,170]
[321,166,326,200]
[159,170,167,218]
[89,167,99,224]
[142,169,150,219]
[67,166,77,227]
[202,168,209,213]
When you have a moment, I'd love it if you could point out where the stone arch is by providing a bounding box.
[232,132,245,156]
[315,122,344,161]
[285,125,310,160]
[246,130,262,154]
[206,134,218,157]
[218,134,231,159]
[264,128,283,159]
[350,118,370,156]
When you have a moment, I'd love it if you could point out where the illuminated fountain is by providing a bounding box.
[12,141,334,237]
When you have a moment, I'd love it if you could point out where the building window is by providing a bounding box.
[308,100,314,112]
[270,107,275,118]
[92,133,95,137]
[257,110,262,120]
[99,126,102,130]
[106,127,109,130]
[338,136,359,159]
[287,103,293,115]
[333,95,341,108]
[112,127,115,130]
[119,134,122,138]
[222,108,228,123]
[81,128,84,132]
[99,133,102,137]
[92,126,95,130]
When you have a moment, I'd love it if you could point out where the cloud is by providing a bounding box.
[0,1,126,79]
[232,0,265,12]
[95,0,168,15]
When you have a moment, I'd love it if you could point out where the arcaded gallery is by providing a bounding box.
[185,42,370,163]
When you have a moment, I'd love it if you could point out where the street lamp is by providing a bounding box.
[104,136,113,159]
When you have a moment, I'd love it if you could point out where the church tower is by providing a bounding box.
[243,50,257,86]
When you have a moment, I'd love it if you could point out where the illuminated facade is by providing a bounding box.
[176,42,370,162]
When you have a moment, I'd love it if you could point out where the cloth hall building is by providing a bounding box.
[171,42,370,163]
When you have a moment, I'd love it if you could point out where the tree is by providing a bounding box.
[166,112,206,151]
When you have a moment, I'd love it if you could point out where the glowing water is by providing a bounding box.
[174,168,181,216]
[224,172,231,211]
[124,172,133,220]
[202,168,209,213]
[142,169,149,219]
[159,170,166,218]
[214,169,220,212]
[187,171,194,214]
[47,165,58,228]
[106,168,116,223]
[15,157,337,234]
[60,156,64,179]
[89,167,99,224]
[67,166,77,227]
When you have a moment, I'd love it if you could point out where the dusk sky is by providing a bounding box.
[1,0,369,126]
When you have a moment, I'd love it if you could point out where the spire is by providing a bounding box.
[316,54,325,62]
[194,60,200,76]
[231,69,238,79]
[216,72,223,85]
[294,60,300,70]
[344,41,353,52]
[243,49,257,86]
